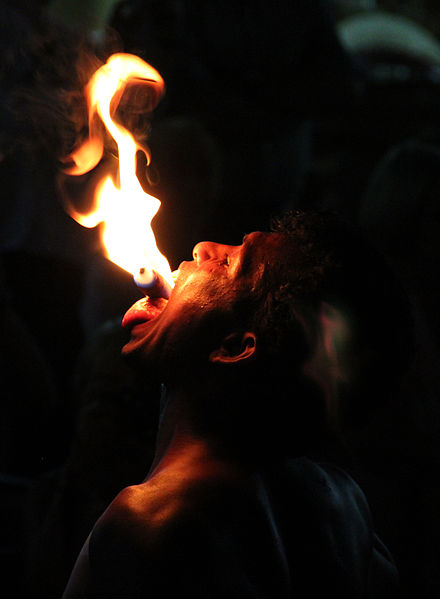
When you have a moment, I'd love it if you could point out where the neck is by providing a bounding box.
[147,384,218,478]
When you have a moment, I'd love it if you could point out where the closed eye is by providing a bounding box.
[215,255,230,267]
[224,250,240,267]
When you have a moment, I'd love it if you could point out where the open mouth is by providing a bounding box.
[122,296,168,330]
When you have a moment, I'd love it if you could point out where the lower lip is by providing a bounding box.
[122,297,167,329]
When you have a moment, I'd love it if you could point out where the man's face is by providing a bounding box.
[121,231,285,373]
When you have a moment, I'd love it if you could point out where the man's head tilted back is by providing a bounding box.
[122,211,414,456]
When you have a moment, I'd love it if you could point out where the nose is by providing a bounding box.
[192,241,240,264]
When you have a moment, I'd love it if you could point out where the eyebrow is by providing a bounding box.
[235,233,257,276]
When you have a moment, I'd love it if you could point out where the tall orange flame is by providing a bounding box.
[65,53,173,286]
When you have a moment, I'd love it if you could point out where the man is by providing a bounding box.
[63,211,410,598]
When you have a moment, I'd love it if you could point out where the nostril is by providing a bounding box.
[192,242,212,264]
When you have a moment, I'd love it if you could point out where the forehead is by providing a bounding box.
[238,231,286,276]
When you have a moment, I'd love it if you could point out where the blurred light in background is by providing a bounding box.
[48,0,120,33]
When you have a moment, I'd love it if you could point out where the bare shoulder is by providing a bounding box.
[84,482,173,592]
[62,484,168,597]
[91,483,166,551]
[91,460,241,550]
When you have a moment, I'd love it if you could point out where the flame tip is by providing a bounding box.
[66,52,171,283]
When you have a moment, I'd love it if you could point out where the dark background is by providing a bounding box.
[2,1,440,597]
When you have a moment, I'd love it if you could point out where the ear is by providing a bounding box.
[209,331,257,364]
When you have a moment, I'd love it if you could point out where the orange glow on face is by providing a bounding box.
[65,53,173,286]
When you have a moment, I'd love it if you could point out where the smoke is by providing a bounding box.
[0,5,129,169]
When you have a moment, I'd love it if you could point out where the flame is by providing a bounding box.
[65,53,172,285]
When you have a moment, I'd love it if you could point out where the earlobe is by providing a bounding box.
[209,332,257,364]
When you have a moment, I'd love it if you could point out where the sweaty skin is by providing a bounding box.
[63,440,396,598]
[62,231,400,598]
[120,232,282,373]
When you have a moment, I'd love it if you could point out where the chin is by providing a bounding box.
[122,320,158,360]
[121,335,167,386]
[121,313,180,381]
[121,334,144,358]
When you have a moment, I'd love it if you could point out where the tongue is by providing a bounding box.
[122,297,167,328]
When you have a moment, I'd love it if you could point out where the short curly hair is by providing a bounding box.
[248,210,415,418]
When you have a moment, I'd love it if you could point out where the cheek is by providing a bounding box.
[174,275,232,312]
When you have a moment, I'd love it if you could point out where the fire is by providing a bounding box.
[64,53,173,286]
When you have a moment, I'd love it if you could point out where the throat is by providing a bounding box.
[147,386,239,481]
[148,387,207,474]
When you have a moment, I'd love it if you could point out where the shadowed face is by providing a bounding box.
[121,232,285,375]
